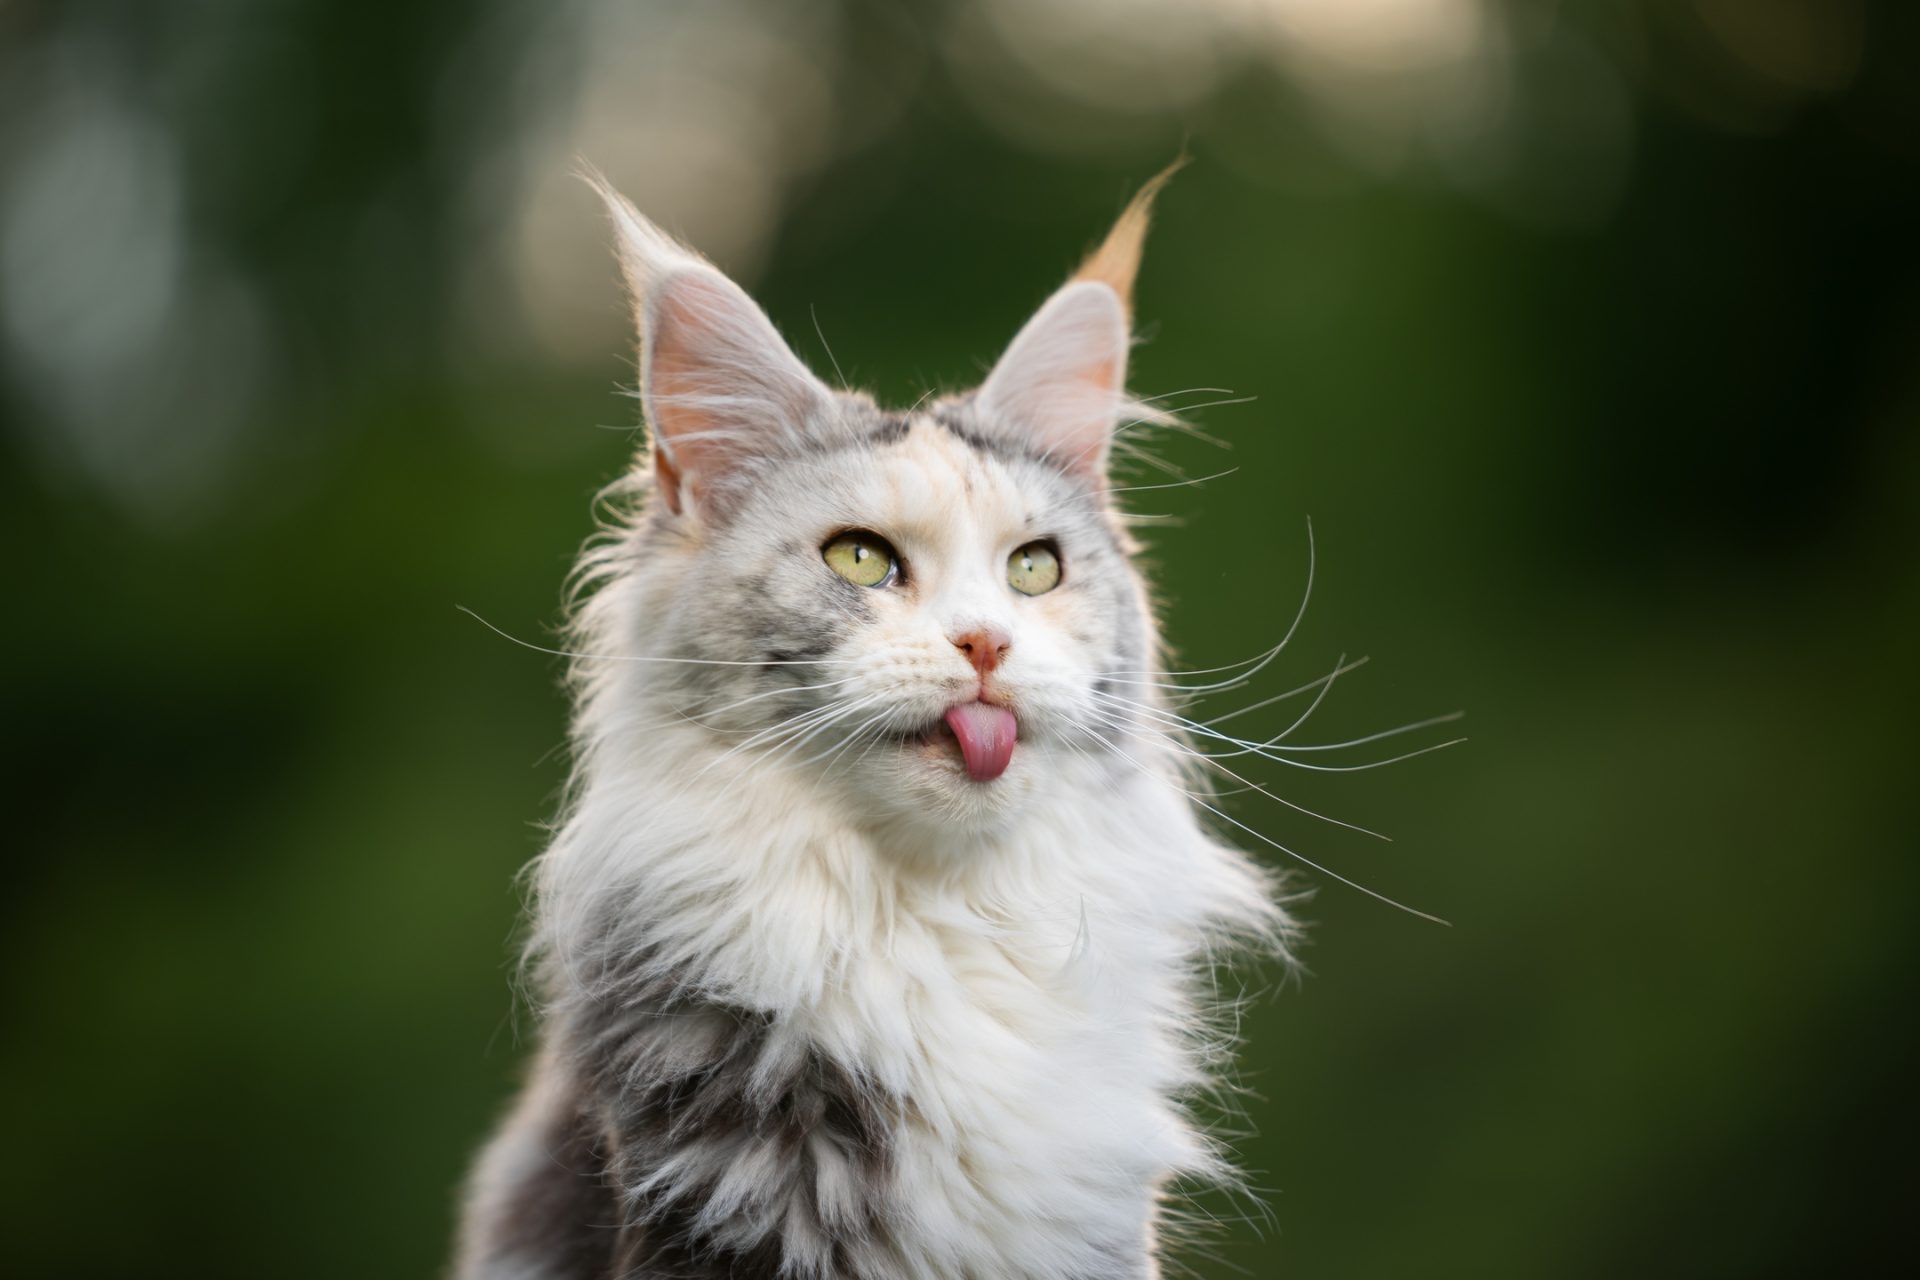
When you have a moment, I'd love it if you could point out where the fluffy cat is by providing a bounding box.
[453,167,1292,1280]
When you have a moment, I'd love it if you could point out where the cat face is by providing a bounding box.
[590,168,1177,834]
[653,406,1152,831]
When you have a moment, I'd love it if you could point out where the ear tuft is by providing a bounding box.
[975,161,1185,482]
[583,164,830,518]
[580,163,706,314]
[1070,156,1186,318]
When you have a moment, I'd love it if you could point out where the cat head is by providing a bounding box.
[585,167,1183,837]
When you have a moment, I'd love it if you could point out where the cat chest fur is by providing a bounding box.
[542,754,1218,1278]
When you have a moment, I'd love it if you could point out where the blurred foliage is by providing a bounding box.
[2,2,1916,1277]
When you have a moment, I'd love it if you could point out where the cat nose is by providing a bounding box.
[951,626,1011,678]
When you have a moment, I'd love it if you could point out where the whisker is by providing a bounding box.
[1235,649,1348,750]
[1129,394,1256,447]
[1110,436,1194,482]
[809,302,849,389]
[1192,792,1449,924]
[614,675,869,739]
[1270,711,1466,754]
[802,707,901,772]
[1093,687,1466,773]
[1131,385,1236,405]
[1254,737,1468,772]
[1080,706,1390,842]
[459,606,854,667]
[1099,518,1315,694]
[1075,724,1447,924]
[770,700,888,770]
[1204,657,1370,727]
[700,703,846,770]
[696,696,877,777]
[1103,467,1239,496]
[674,675,866,726]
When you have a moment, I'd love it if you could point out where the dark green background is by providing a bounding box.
[4,2,1915,1276]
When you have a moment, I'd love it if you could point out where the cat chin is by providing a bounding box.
[839,735,1040,840]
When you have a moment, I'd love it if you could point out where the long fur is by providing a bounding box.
[453,176,1291,1280]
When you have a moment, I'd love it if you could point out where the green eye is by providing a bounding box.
[823,531,899,587]
[1008,541,1062,596]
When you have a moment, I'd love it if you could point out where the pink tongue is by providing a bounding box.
[944,702,1018,782]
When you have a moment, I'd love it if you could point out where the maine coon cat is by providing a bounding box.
[454,167,1302,1280]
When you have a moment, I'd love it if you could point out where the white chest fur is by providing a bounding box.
[537,726,1262,1278]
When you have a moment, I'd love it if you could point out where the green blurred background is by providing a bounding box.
[3,1,1915,1276]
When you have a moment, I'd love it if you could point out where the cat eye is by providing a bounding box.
[1007,541,1062,596]
[822,530,900,588]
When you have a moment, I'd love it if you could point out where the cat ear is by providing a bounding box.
[590,172,831,516]
[976,162,1182,481]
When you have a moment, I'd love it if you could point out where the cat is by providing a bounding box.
[451,165,1294,1280]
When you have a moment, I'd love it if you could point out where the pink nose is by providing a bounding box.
[952,627,1011,677]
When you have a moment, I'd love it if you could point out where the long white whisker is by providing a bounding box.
[1104,467,1239,496]
[697,697,873,776]
[700,705,845,772]
[677,675,866,726]
[1081,707,1391,842]
[1192,792,1449,924]
[769,699,887,770]
[1075,723,1447,924]
[1236,650,1349,750]
[1131,385,1237,405]
[801,707,901,772]
[1099,517,1315,694]
[459,606,854,667]
[810,302,848,389]
[1133,398,1242,437]
[1203,657,1370,727]
[614,676,869,739]
[1091,687,1465,772]
[1109,436,1193,482]
[1252,738,1469,772]
[1271,711,1466,753]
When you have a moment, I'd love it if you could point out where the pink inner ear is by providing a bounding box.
[650,444,685,515]
[639,268,829,515]
[647,292,719,510]
[647,280,746,509]
[976,280,1131,479]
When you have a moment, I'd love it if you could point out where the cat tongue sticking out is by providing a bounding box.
[944,702,1017,782]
